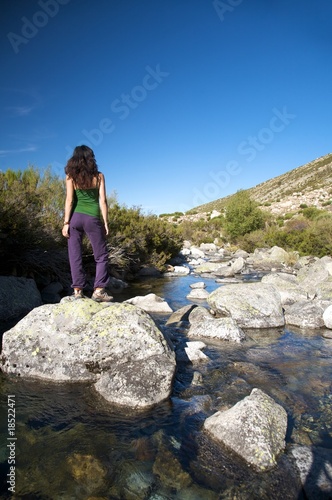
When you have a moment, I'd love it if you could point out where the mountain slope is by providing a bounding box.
[188,152,332,216]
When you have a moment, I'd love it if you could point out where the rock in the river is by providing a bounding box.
[261,272,307,305]
[203,388,288,471]
[125,293,173,313]
[323,304,332,329]
[184,341,208,362]
[186,288,209,300]
[0,276,42,322]
[289,445,332,499]
[207,283,285,328]
[188,308,245,343]
[166,304,197,325]
[284,300,327,328]
[297,257,332,296]
[1,299,176,409]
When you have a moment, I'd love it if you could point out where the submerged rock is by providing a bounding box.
[289,445,332,499]
[1,299,176,409]
[203,388,288,471]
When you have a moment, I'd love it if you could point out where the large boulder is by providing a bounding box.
[207,283,285,328]
[261,272,307,305]
[283,300,328,328]
[323,304,332,329]
[246,246,293,269]
[1,299,176,409]
[297,257,332,296]
[0,276,42,322]
[203,388,288,471]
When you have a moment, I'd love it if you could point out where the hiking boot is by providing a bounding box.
[92,288,113,302]
[72,289,85,299]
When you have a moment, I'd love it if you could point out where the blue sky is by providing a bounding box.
[1,0,331,215]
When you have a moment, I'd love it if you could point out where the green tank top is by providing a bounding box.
[74,188,100,218]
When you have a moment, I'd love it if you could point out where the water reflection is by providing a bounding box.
[0,274,332,498]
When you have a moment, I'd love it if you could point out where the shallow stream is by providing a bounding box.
[1,274,332,499]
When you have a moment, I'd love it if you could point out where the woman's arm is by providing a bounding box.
[62,176,75,238]
[98,173,109,235]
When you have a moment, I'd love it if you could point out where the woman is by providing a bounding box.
[62,145,113,302]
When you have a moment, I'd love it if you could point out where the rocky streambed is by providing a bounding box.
[0,244,332,498]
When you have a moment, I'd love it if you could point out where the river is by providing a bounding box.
[0,273,332,499]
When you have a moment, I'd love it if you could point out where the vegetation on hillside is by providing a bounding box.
[174,188,332,258]
[188,152,332,214]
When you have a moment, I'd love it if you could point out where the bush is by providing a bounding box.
[301,206,325,220]
[108,204,182,272]
[223,190,266,240]
[0,166,183,278]
[0,167,66,274]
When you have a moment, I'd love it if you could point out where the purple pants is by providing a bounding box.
[68,212,109,289]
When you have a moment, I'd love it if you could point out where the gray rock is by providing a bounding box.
[188,306,245,343]
[261,272,307,305]
[164,266,190,276]
[284,300,327,328]
[0,276,42,321]
[165,304,197,325]
[297,258,332,295]
[186,289,209,300]
[289,445,332,499]
[203,388,288,471]
[231,256,245,274]
[207,283,285,328]
[166,304,197,326]
[200,243,218,252]
[214,265,235,278]
[190,246,205,259]
[315,281,332,301]
[194,262,227,274]
[189,281,206,289]
[184,341,208,363]
[233,249,249,259]
[323,304,332,329]
[1,300,176,409]
[125,293,173,313]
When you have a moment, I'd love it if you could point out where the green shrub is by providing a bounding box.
[301,206,325,220]
[108,204,182,272]
[223,190,266,240]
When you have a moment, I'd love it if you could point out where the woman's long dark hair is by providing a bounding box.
[65,145,99,188]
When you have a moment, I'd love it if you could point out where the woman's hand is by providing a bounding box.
[104,222,109,236]
[62,224,70,238]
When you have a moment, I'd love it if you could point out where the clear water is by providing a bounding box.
[1,274,332,499]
